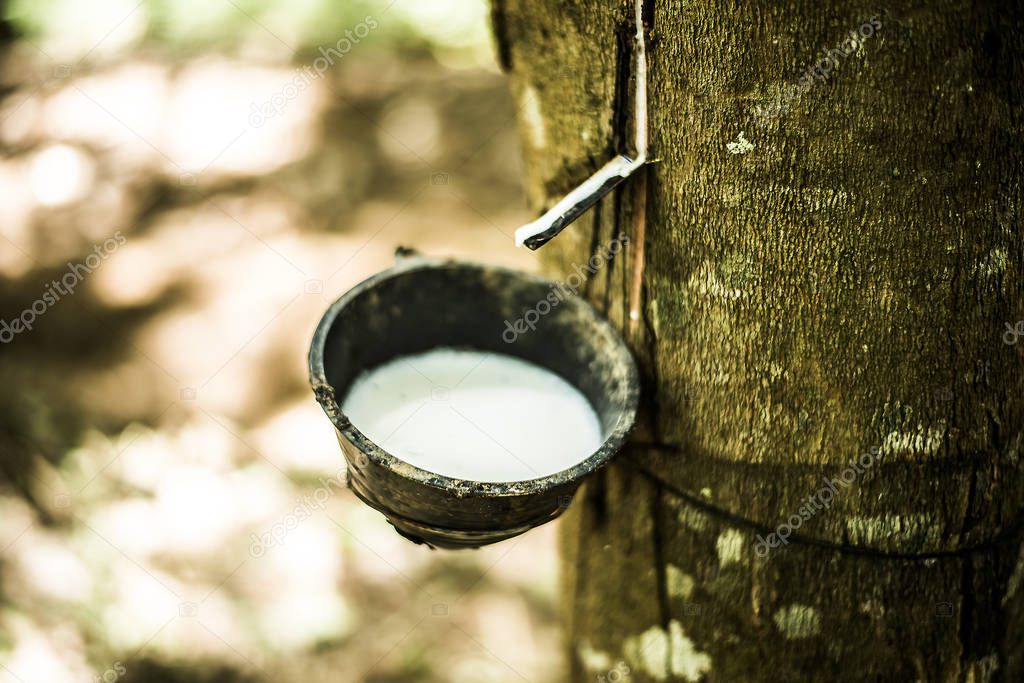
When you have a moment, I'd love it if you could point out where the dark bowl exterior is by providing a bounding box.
[309,258,639,548]
[337,427,578,548]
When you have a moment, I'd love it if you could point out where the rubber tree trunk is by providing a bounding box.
[492,0,1023,680]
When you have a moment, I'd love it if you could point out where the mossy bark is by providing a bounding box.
[494,0,1023,680]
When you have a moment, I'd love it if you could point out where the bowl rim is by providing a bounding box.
[308,257,640,498]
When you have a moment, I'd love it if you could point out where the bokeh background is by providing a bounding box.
[0,1,561,681]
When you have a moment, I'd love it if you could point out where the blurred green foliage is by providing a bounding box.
[4,0,494,63]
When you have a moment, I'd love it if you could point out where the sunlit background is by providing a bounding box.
[0,1,558,681]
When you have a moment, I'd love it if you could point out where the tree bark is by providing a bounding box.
[493,0,1023,680]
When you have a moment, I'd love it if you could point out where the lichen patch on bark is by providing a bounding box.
[879,422,946,457]
[715,529,744,567]
[518,83,546,150]
[624,620,713,682]
[576,640,614,673]
[725,131,754,155]
[772,604,822,640]
[666,563,695,599]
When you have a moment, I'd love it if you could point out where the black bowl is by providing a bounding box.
[308,258,639,548]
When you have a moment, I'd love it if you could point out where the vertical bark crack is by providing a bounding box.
[649,483,677,679]
[489,0,514,72]
[957,555,975,677]
[583,197,604,301]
